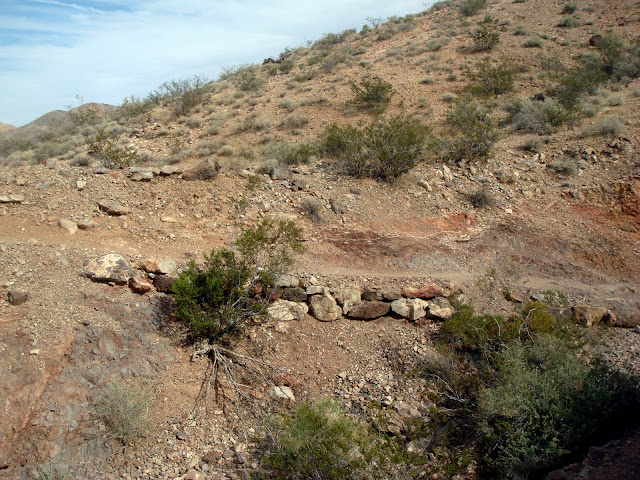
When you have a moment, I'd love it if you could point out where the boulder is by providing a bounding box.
[0,194,25,203]
[347,300,390,320]
[98,199,130,216]
[391,298,429,321]
[275,274,299,288]
[308,293,341,322]
[153,275,175,293]
[7,290,29,306]
[427,297,454,320]
[84,253,136,284]
[306,285,326,295]
[268,386,295,402]
[58,218,78,234]
[403,282,444,299]
[182,162,220,181]
[160,165,182,176]
[126,167,154,181]
[572,305,610,327]
[332,286,361,315]
[281,287,307,302]
[129,277,154,294]
[606,301,640,328]
[361,288,384,301]
[268,300,308,321]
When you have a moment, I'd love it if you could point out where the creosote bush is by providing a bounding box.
[434,98,498,163]
[472,19,500,52]
[171,219,304,345]
[509,98,572,134]
[262,398,381,480]
[322,115,430,181]
[467,58,516,96]
[264,141,318,166]
[459,0,487,17]
[348,77,395,114]
[86,128,141,168]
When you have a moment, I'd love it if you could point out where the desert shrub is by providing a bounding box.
[467,59,516,96]
[279,112,309,130]
[262,399,381,480]
[521,135,544,153]
[466,188,494,209]
[459,0,487,16]
[348,77,395,114]
[234,115,271,133]
[523,38,542,48]
[435,98,498,163]
[561,3,577,14]
[584,115,627,137]
[554,60,608,108]
[118,95,153,119]
[235,69,265,92]
[147,75,209,116]
[548,157,576,175]
[479,335,640,478]
[185,115,204,128]
[509,98,571,134]
[171,219,304,344]
[557,17,579,28]
[597,33,640,79]
[472,20,500,52]
[322,115,430,181]
[263,141,318,166]
[93,382,153,446]
[86,128,140,168]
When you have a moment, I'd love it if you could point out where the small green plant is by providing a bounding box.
[523,38,542,48]
[147,75,209,116]
[93,382,153,446]
[561,3,577,14]
[557,17,579,28]
[434,98,498,163]
[467,58,516,96]
[86,128,141,168]
[472,20,500,52]
[466,188,494,209]
[171,219,304,344]
[348,77,395,113]
[262,399,381,480]
[322,115,430,181]
[459,0,487,16]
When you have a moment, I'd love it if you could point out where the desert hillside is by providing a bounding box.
[1,0,640,479]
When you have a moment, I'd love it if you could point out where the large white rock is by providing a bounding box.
[391,298,429,321]
[308,293,341,322]
[332,286,361,315]
[268,299,308,321]
[84,253,136,284]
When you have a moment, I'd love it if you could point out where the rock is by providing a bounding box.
[0,194,25,203]
[58,219,78,234]
[268,300,309,321]
[308,293,341,322]
[306,285,326,295]
[161,216,178,223]
[361,288,384,301]
[281,287,307,302]
[98,199,130,216]
[572,305,610,327]
[391,298,429,321]
[153,275,175,293]
[234,451,247,464]
[382,288,402,301]
[7,290,29,306]
[160,165,182,176]
[442,165,453,182]
[604,300,640,328]
[76,219,97,230]
[589,34,603,47]
[418,179,432,192]
[269,386,295,401]
[347,300,390,320]
[275,274,299,288]
[202,449,221,465]
[269,165,293,181]
[427,297,454,320]
[184,470,205,480]
[129,277,154,294]
[332,286,361,315]
[138,258,177,275]
[182,162,220,181]
[127,167,154,181]
[403,283,444,299]
[158,260,178,275]
[84,253,136,284]
[29,349,40,355]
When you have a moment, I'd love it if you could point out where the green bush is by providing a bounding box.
[597,32,640,79]
[262,399,380,480]
[348,77,395,114]
[557,17,579,28]
[561,3,577,14]
[171,219,304,344]
[479,335,640,478]
[509,98,572,134]
[147,75,209,116]
[459,0,487,16]
[467,59,516,96]
[472,20,500,52]
[86,128,141,168]
[435,98,498,163]
[263,141,318,166]
[93,382,153,446]
[554,60,608,108]
[322,115,430,181]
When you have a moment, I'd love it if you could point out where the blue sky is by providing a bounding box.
[0,0,427,127]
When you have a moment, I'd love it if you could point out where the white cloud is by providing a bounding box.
[1,0,427,126]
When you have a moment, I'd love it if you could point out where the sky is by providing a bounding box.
[0,0,428,127]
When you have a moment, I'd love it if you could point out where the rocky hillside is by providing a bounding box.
[1,0,640,479]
